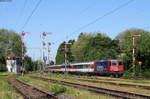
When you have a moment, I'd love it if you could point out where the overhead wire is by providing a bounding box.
[20,0,42,31]
[79,0,98,14]
[14,0,28,29]
[63,0,135,42]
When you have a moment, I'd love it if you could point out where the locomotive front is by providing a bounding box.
[94,59,124,77]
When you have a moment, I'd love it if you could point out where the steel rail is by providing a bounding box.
[30,76,150,99]
[8,76,58,99]
[59,76,150,90]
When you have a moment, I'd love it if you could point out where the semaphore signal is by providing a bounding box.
[20,31,31,75]
[64,42,72,74]
[131,33,142,76]
[41,32,52,71]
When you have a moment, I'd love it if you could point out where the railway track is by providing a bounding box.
[58,76,150,90]
[29,76,150,99]
[0,75,8,76]
[8,75,58,99]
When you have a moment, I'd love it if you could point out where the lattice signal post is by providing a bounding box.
[47,42,54,66]
[41,32,52,70]
[20,31,31,74]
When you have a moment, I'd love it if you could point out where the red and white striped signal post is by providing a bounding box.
[131,33,142,76]
[20,31,31,75]
[41,32,52,70]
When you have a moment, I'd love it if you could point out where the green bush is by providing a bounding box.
[123,71,134,78]
[0,64,7,72]
[142,69,150,78]
[50,84,66,93]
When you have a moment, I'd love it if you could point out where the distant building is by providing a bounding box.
[6,53,21,73]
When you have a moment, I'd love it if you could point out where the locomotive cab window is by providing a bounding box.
[111,61,117,66]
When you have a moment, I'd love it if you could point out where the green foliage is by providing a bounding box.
[0,29,26,70]
[24,56,33,72]
[0,64,7,72]
[56,32,119,63]
[56,40,75,64]
[0,29,25,58]
[50,84,66,93]
[141,69,150,78]
[24,56,43,72]
[55,42,65,64]
[71,33,92,62]
[84,33,119,61]
[123,70,135,78]
[71,33,119,62]
[116,28,150,71]
[67,40,75,62]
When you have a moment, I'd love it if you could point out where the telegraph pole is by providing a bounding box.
[64,42,72,74]
[131,33,142,76]
[20,31,31,75]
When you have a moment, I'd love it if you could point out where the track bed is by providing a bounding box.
[8,75,57,99]
[29,75,150,99]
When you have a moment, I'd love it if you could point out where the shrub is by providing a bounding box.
[0,64,7,72]
[142,69,150,78]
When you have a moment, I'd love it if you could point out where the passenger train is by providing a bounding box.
[45,59,124,77]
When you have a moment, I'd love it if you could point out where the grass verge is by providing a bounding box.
[0,76,22,99]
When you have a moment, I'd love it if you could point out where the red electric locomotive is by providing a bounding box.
[94,59,124,77]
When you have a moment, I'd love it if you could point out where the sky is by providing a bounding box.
[0,0,150,62]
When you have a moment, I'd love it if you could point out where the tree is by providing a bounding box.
[84,33,119,61]
[55,41,65,64]
[116,28,150,70]
[55,40,75,64]
[67,40,75,62]
[0,29,25,58]
[0,64,7,72]
[71,33,93,62]
[24,55,34,72]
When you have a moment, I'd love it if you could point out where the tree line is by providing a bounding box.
[56,29,150,77]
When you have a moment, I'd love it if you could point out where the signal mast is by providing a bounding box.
[47,42,54,66]
[131,33,142,76]
[41,32,52,70]
[64,42,72,74]
[20,31,31,74]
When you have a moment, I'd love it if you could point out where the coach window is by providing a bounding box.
[83,64,88,68]
[77,65,83,69]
